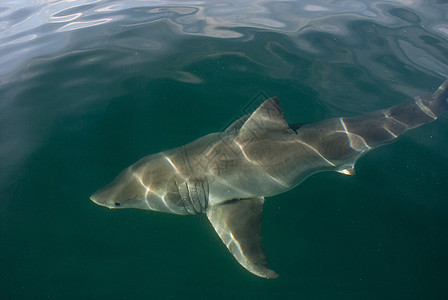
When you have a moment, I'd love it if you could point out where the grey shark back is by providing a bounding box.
[91,80,448,278]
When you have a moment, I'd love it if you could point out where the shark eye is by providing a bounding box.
[114,202,120,206]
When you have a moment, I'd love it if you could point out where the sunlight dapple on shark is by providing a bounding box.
[91,80,448,278]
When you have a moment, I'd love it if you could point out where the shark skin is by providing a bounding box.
[91,80,448,278]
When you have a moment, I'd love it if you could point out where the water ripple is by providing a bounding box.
[1,0,447,82]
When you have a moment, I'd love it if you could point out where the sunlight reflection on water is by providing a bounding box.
[1,0,447,80]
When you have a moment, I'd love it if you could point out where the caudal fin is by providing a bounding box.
[432,79,448,100]
[332,80,448,149]
[421,79,448,118]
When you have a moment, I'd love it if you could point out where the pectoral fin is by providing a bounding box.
[206,197,278,279]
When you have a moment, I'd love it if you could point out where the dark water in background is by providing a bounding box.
[1,0,448,298]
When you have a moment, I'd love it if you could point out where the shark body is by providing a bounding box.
[91,80,448,278]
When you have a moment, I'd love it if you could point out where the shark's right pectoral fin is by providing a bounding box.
[206,197,279,279]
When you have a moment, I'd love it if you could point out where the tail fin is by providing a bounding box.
[416,79,448,119]
[432,79,448,101]
[336,79,448,148]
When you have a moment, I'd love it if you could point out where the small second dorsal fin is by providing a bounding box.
[336,166,356,175]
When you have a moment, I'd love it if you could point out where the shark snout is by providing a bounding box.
[90,193,103,206]
[90,185,119,209]
[90,169,148,210]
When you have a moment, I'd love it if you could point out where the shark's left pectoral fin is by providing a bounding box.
[206,197,279,279]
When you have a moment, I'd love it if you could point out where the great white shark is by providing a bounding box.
[91,80,448,278]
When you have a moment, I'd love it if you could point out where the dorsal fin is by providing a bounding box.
[238,97,290,137]
[224,114,250,135]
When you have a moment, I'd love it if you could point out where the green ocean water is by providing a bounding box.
[1,1,448,299]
